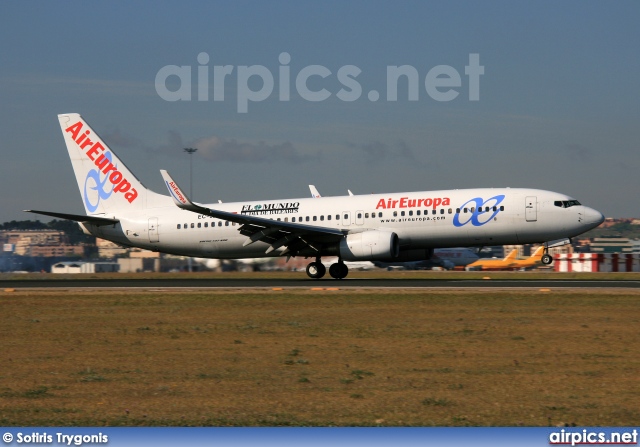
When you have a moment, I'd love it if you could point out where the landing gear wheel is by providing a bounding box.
[306,261,326,279]
[329,262,349,279]
[541,254,553,265]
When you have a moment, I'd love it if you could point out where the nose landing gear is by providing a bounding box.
[541,243,553,265]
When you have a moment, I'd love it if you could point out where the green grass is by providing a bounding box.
[0,288,639,426]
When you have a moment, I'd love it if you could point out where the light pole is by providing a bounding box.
[183,148,198,273]
[183,147,198,198]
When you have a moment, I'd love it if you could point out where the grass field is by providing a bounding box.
[1,287,639,426]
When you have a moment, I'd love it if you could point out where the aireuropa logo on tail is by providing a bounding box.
[65,122,139,210]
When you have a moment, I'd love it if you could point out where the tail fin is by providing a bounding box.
[504,249,517,261]
[309,185,321,198]
[530,246,545,259]
[58,113,149,215]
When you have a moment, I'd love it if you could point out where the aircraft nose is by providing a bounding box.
[583,207,605,227]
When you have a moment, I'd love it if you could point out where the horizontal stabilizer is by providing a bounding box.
[24,210,119,226]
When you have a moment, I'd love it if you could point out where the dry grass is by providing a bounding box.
[0,288,639,426]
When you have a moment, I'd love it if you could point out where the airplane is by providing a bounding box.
[374,247,479,270]
[466,246,545,271]
[25,113,605,280]
[465,249,518,271]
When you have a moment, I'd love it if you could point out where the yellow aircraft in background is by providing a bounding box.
[466,246,545,271]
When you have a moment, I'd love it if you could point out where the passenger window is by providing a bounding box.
[456,208,460,214]
[485,206,490,212]
[204,222,208,228]
[277,218,281,221]
[313,216,317,221]
[493,206,497,212]
[197,222,202,228]
[225,221,229,226]
[232,222,236,226]
[218,222,222,227]
[343,214,348,219]
[379,212,383,218]
[500,206,504,211]
[432,209,436,215]
[470,207,475,212]
[328,215,332,221]
[463,208,467,213]
[177,224,181,229]
[393,211,398,217]
[292,217,296,222]
[448,209,452,214]
[401,211,405,216]
[320,215,324,221]
[416,210,421,216]
[408,211,413,216]
[306,216,310,222]
[191,223,195,228]
[357,213,362,219]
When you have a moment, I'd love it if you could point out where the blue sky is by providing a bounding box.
[0,0,638,221]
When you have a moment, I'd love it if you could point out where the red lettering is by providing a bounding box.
[400,197,408,208]
[376,198,386,209]
[114,179,131,193]
[425,198,433,207]
[392,200,399,208]
[417,199,425,207]
[442,198,450,206]
[433,198,442,208]
[109,171,123,184]
[76,130,90,145]
[95,154,109,170]
[80,138,95,150]
[125,188,138,203]
[65,122,82,140]
[408,199,416,207]
[86,142,104,160]
[102,162,117,175]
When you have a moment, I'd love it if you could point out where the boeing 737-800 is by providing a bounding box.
[26,114,605,279]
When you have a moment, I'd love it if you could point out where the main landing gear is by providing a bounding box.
[306,257,349,279]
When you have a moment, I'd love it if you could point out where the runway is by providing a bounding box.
[3,277,640,289]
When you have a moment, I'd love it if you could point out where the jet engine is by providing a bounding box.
[339,231,399,261]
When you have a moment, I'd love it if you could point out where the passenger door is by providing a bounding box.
[525,196,537,222]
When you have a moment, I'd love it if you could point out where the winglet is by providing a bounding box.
[159,170,205,215]
[309,185,321,198]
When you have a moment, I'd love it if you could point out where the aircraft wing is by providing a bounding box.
[160,170,344,256]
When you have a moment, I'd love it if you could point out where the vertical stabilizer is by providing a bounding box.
[504,249,517,261]
[58,113,148,215]
[530,246,545,259]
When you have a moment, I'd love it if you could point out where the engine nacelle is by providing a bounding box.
[339,231,399,261]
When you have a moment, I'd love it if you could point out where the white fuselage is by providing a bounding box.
[85,187,603,260]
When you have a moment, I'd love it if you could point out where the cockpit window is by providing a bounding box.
[554,200,581,208]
